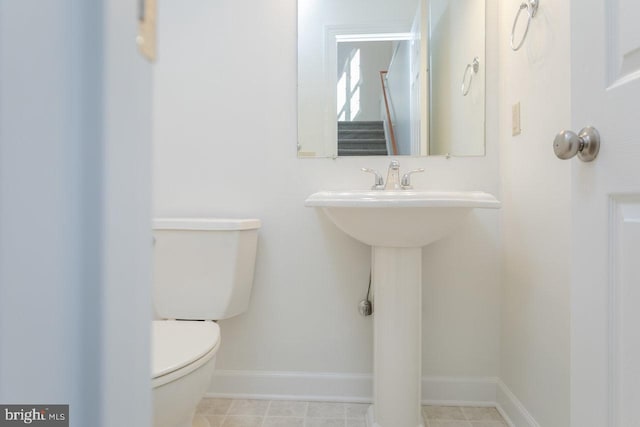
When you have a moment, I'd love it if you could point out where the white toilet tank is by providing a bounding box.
[153,218,261,320]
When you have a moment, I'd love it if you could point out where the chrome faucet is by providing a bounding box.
[361,160,425,190]
[384,159,401,190]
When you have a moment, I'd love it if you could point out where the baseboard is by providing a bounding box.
[206,370,499,406]
[421,376,499,407]
[206,370,541,427]
[496,380,541,427]
[206,370,372,402]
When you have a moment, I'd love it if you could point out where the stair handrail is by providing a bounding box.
[379,71,399,156]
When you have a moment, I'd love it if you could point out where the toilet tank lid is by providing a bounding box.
[153,218,261,231]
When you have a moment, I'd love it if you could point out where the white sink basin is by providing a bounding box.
[305,190,500,247]
[305,188,501,426]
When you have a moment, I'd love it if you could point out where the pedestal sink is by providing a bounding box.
[305,190,500,427]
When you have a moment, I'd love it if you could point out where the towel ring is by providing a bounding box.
[461,57,480,96]
[511,0,539,51]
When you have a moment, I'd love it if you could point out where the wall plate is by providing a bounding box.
[512,102,521,136]
[137,0,157,62]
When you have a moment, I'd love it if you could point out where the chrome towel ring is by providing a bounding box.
[461,57,480,96]
[511,0,539,51]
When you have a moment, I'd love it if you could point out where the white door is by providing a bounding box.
[570,1,640,426]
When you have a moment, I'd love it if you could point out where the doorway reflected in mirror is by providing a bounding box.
[297,0,486,158]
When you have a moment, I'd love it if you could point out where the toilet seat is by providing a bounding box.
[152,320,221,387]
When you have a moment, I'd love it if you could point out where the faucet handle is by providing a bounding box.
[361,168,385,190]
[401,168,425,190]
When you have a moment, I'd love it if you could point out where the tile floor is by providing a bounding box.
[194,398,508,427]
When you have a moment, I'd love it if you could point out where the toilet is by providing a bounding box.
[151,218,261,427]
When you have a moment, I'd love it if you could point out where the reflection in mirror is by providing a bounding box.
[297,0,486,158]
[336,39,414,156]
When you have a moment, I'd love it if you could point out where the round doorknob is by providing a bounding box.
[553,126,600,162]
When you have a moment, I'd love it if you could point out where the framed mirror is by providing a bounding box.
[297,0,486,158]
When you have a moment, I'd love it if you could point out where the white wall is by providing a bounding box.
[497,0,571,425]
[0,1,152,426]
[153,0,501,401]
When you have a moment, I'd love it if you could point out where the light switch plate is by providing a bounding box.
[137,0,157,62]
[512,102,521,136]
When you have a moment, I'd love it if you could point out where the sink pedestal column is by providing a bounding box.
[305,189,500,426]
[367,246,424,427]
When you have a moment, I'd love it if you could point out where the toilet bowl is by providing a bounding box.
[151,218,260,427]
[152,320,220,427]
